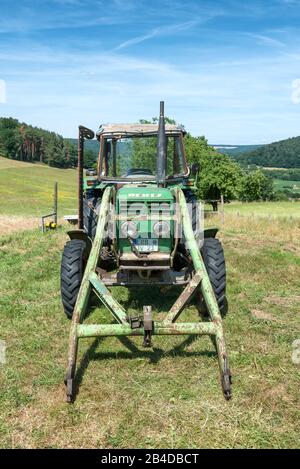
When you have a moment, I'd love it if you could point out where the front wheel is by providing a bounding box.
[60,239,87,319]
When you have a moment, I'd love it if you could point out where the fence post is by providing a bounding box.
[54,182,58,225]
[220,194,224,225]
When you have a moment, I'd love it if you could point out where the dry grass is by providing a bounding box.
[0,215,39,236]
[0,157,40,170]
[250,309,280,322]
[0,215,300,449]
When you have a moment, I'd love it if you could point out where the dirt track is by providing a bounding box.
[0,215,39,236]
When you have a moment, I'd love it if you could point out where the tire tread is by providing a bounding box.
[60,239,86,318]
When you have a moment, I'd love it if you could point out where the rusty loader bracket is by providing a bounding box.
[65,186,232,403]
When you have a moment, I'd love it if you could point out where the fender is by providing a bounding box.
[204,227,218,238]
[67,229,92,255]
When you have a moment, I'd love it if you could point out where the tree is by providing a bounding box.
[184,134,243,202]
[239,170,275,202]
[84,148,97,168]
[130,121,244,203]
[0,117,79,169]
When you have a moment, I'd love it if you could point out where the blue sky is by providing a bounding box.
[0,0,300,143]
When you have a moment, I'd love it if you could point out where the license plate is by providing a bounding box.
[134,238,158,252]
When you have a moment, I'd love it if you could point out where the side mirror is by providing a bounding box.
[190,163,200,176]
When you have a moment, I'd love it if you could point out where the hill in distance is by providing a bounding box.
[212,144,264,157]
[229,136,300,168]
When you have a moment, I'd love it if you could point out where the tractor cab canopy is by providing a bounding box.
[96,123,189,181]
[96,123,186,137]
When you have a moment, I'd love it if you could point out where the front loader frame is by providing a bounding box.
[65,186,232,402]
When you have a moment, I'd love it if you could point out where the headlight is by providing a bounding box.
[153,221,170,238]
[120,221,138,238]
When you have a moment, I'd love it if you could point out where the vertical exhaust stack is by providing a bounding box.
[157,101,167,187]
[78,126,95,230]
[78,126,84,230]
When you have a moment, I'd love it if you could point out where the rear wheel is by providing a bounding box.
[60,239,87,319]
[184,191,201,245]
[198,237,227,317]
[83,196,101,239]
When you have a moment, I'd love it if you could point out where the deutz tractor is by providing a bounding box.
[61,102,231,402]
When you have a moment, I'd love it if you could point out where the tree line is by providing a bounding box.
[0,117,95,168]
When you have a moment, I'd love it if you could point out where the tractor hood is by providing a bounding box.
[116,185,175,256]
[117,185,174,203]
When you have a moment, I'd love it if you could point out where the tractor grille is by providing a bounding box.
[149,202,171,219]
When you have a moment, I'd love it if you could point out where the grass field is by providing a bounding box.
[273,179,300,194]
[0,216,300,448]
[1,157,300,448]
[225,200,300,218]
[0,157,77,217]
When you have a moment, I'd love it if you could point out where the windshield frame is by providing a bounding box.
[97,131,189,182]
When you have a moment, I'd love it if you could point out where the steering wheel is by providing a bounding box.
[126,168,153,176]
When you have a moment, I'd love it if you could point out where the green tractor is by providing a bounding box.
[61,102,231,402]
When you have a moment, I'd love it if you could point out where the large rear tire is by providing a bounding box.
[184,191,201,246]
[83,196,101,239]
[60,239,87,319]
[199,237,228,317]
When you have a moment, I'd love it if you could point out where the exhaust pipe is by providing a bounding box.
[157,101,167,187]
[78,125,95,230]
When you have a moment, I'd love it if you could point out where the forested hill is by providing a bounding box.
[213,144,264,157]
[234,136,300,168]
[0,117,96,168]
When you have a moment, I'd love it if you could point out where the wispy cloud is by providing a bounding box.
[0,1,131,33]
[115,20,200,50]
[1,0,300,143]
[245,33,285,48]
[116,31,159,50]
[1,40,299,143]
